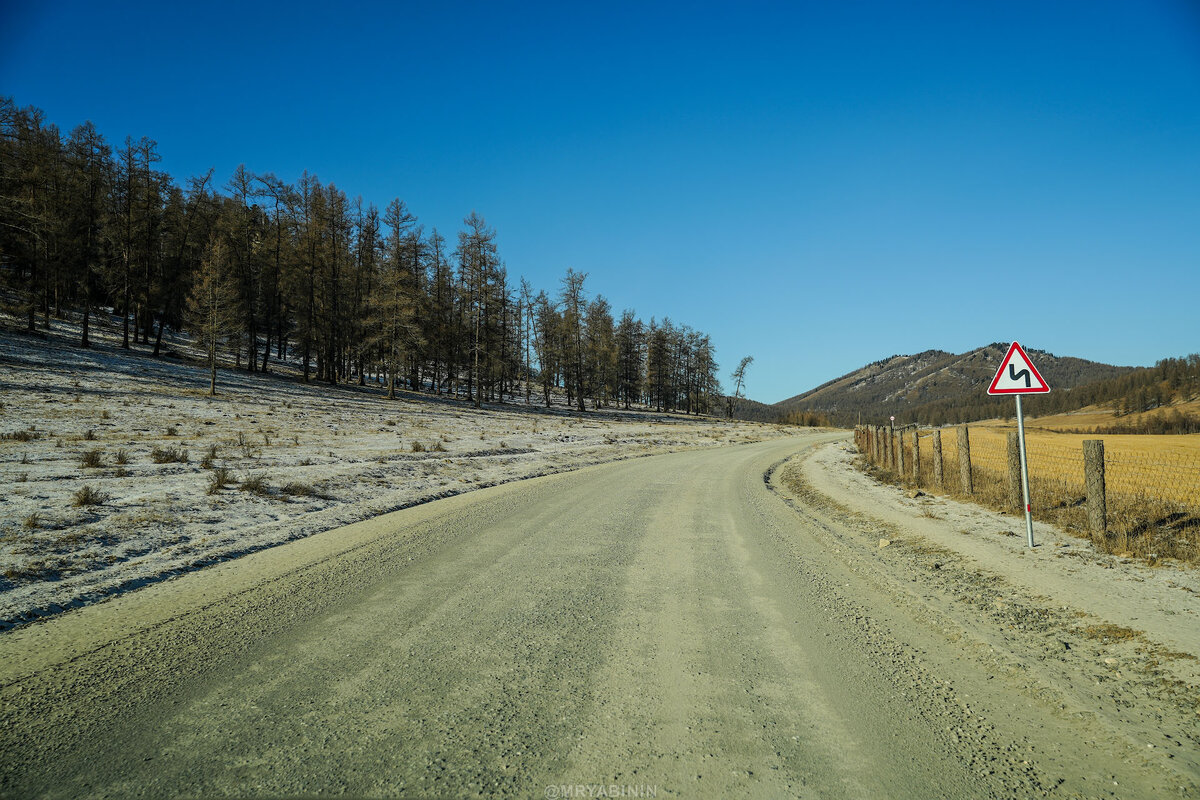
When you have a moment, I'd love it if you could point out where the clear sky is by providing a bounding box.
[3,0,1198,403]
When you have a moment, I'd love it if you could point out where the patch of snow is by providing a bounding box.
[0,315,789,628]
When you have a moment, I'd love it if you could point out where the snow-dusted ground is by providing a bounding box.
[0,313,789,629]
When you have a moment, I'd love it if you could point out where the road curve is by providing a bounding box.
[0,433,1182,798]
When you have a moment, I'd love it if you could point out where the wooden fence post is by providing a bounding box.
[871,426,879,464]
[1006,431,1022,510]
[932,429,944,489]
[883,428,891,469]
[912,430,921,482]
[1083,440,1107,544]
[896,430,906,475]
[958,425,973,495]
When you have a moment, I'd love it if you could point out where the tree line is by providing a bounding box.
[880,353,1200,430]
[0,97,723,414]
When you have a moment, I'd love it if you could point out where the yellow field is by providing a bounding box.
[925,425,1200,508]
[858,415,1200,560]
[1019,398,1200,432]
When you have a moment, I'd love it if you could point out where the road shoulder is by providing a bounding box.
[768,438,1200,788]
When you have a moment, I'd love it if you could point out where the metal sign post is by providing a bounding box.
[1015,395,1034,547]
[987,342,1051,548]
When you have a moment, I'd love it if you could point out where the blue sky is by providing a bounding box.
[3,0,1198,403]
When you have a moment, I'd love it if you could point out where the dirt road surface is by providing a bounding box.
[2,433,1196,798]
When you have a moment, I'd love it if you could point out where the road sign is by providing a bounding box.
[987,341,1051,395]
[986,341,1048,548]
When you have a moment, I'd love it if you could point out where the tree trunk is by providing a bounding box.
[209,342,217,396]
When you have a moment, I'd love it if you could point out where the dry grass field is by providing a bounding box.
[1021,397,1200,433]
[964,425,1200,507]
[860,421,1200,563]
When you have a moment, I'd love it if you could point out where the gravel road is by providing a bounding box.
[1,433,1193,798]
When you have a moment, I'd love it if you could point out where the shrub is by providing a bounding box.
[200,444,220,469]
[23,513,40,530]
[80,448,104,468]
[151,446,188,464]
[281,481,318,498]
[115,449,129,465]
[432,441,447,452]
[73,485,108,507]
[1,430,38,442]
[207,467,231,495]
[165,426,178,437]
[411,441,426,452]
[239,473,271,496]
[83,429,97,441]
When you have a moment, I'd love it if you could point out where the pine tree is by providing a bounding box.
[616,309,644,410]
[728,356,753,418]
[185,237,241,396]
[559,269,587,412]
[456,212,498,407]
[373,199,421,399]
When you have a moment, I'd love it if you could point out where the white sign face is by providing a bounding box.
[988,342,1051,395]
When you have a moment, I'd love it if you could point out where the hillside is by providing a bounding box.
[0,315,784,629]
[774,343,1136,427]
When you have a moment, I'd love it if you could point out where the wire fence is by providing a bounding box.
[855,424,1200,563]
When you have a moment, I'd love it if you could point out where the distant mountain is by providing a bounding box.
[725,397,782,423]
[773,343,1136,427]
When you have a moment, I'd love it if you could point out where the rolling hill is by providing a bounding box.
[773,343,1136,427]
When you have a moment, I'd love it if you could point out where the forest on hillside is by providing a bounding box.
[810,353,1200,431]
[906,354,1200,430]
[0,97,727,415]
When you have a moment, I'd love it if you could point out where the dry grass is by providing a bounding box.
[238,473,271,496]
[151,446,189,464]
[1082,623,1142,644]
[280,481,321,498]
[207,467,232,495]
[72,485,108,507]
[860,425,1200,563]
[1021,398,1200,432]
[966,425,1200,506]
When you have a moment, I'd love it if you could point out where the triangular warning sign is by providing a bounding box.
[987,342,1051,395]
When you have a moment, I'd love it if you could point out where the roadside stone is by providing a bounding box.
[879,538,891,548]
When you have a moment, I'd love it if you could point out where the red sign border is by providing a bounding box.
[987,341,1051,395]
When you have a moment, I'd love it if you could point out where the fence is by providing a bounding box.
[853,424,1200,562]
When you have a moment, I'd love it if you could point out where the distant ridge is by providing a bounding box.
[771,343,1134,427]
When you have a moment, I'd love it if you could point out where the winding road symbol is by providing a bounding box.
[988,342,1050,395]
